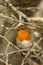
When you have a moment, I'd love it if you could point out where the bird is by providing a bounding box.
[17,26,32,49]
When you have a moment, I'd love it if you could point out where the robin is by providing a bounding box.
[17,27,32,49]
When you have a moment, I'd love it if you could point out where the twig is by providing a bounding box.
[18,7,38,10]
[0,53,4,56]
[7,48,29,55]
[0,35,19,50]
[4,22,19,36]
[0,58,5,64]
[8,3,43,22]
[0,13,14,22]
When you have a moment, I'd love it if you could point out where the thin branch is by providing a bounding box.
[7,48,29,55]
[0,58,5,64]
[18,7,38,10]
[0,13,14,22]
[4,22,19,36]
[8,3,43,22]
[0,35,19,50]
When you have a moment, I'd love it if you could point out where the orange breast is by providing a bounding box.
[17,28,30,41]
